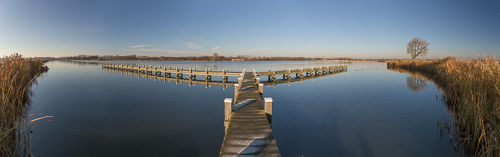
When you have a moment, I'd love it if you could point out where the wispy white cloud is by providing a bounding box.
[212,46,220,50]
[187,42,203,49]
[127,45,149,48]
[243,48,268,52]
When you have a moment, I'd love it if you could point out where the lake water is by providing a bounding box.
[29,61,456,156]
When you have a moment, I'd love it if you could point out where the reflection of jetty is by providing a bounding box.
[101,63,348,156]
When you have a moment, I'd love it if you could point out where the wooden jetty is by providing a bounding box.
[220,73,278,156]
[101,64,347,83]
[102,65,347,89]
[102,68,236,89]
[101,63,348,156]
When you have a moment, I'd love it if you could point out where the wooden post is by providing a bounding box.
[273,69,276,81]
[222,69,226,83]
[288,68,291,79]
[163,67,166,76]
[264,97,273,122]
[224,98,232,121]
[258,84,263,94]
[282,68,285,79]
[234,84,240,101]
[189,68,192,79]
[205,69,208,80]
[256,78,260,84]
[301,67,304,78]
[175,68,179,78]
[238,78,242,85]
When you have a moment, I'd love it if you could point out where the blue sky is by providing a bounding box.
[1,0,499,59]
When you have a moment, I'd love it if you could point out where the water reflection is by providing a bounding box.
[406,75,428,93]
[388,67,463,156]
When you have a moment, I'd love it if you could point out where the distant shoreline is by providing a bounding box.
[54,59,400,62]
[45,54,412,62]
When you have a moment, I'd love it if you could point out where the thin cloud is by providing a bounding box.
[212,46,220,50]
[127,45,148,48]
[187,42,203,49]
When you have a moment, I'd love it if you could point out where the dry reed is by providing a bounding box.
[0,53,49,157]
[388,56,500,156]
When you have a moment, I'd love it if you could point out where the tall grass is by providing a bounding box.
[388,56,500,156]
[0,53,49,157]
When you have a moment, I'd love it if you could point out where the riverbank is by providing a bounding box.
[388,56,500,156]
[0,54,49,156]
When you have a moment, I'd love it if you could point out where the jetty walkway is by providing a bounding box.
[220,72,278,156]
[101,63,348,156]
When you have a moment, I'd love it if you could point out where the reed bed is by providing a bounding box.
[0,53,49,157]
[388,56,500,156]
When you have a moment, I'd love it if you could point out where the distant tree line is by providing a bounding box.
[56,53,355,61]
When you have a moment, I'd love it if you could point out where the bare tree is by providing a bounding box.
[212,53,219,61]
[406,37,430,59]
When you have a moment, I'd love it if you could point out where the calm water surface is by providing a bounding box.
[30,61,455,156]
